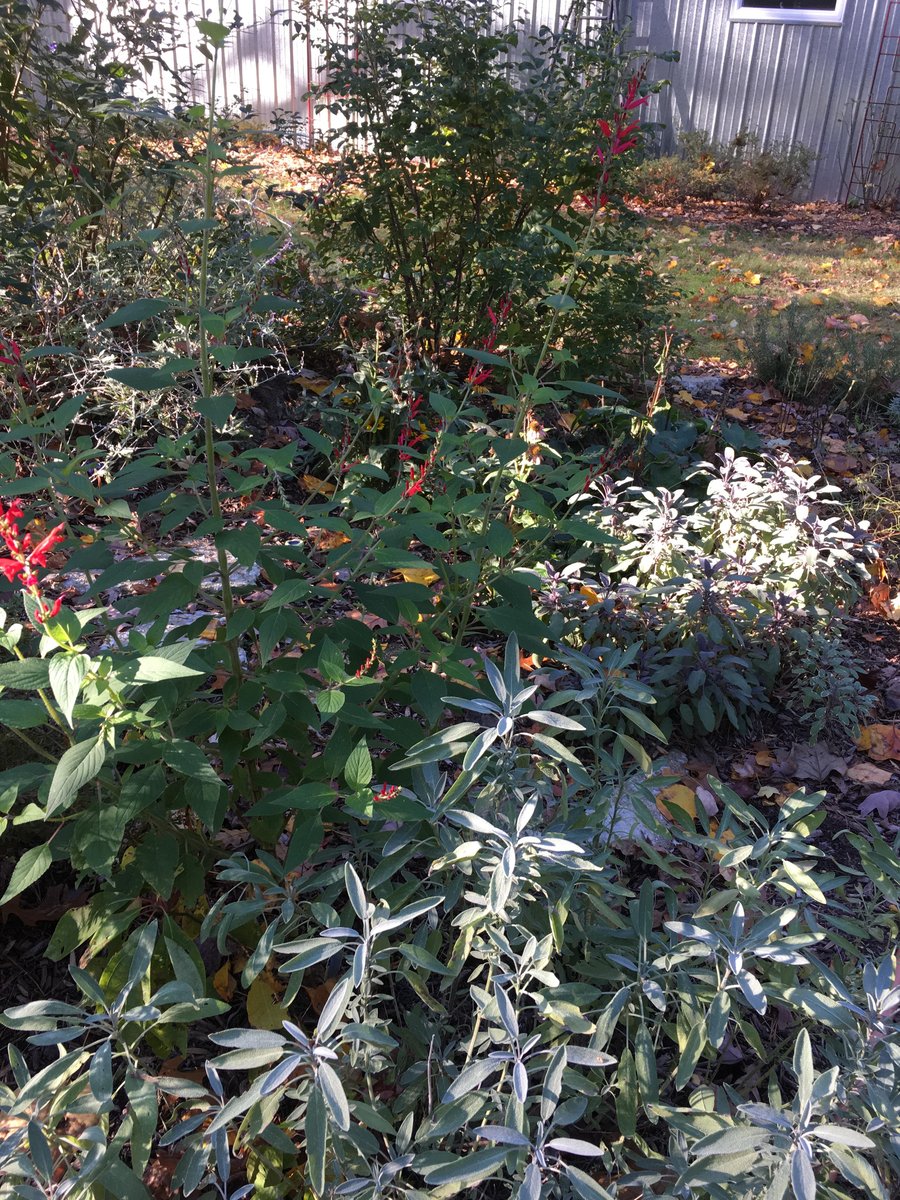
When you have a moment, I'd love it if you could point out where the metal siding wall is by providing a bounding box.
[58,0,886,198]
[629,0,889,200]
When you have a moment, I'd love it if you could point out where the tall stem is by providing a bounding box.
[197,17,243,684]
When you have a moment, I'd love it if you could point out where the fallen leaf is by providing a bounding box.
[780,743,849,781]
[301,474,336,496]
[696,785,718,816]
[724,407,750,422]
[579,585,602,606]
[247,972,289,1030]
[310,528,351,551]
[743,270,762,286]
[859,790,900,819]
[304,978,336,1014]
[656,784,697,822]
[213,962,236,1002]
[847,313,870,329]
[393,567,439,585]
[825,316,850,330]
[857,724,900,762]
[847,760,894,786]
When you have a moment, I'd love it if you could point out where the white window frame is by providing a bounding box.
[730,0,846,25]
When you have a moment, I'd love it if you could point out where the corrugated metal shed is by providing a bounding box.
[60,0,892,201]
[628,0,892,201]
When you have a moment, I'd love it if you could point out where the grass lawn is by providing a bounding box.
[640,202,900,369]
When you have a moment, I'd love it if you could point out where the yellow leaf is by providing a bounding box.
[743,270,762,286]
[799,343,815,364]
[725,406,750,422]
[247,974,289,1030]
[213,963,236,1002]
[656,784,697,822]
[393,567,439,585]
[301,474,336,496]
[199,617,221,642]
[579,585,602,606]
[665,257,679,270]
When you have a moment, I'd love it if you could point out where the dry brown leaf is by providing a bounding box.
[859,790,900,819]
[311,528,351,551]
[781,743,849,781]
[304,977,337,1014]
[847,761,894,786]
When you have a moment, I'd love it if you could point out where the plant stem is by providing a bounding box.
[197,17,243,686]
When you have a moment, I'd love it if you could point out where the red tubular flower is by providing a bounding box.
[0,559,25,582]
[28,523,66,568]
[0,503,67,622]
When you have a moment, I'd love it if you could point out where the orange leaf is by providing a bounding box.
[857,724,900,762]
[301,474,336,496]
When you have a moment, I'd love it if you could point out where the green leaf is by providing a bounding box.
[98,299,171,329]
[0,841,52,904]
[166,740,220,787]
[543,292,577,311]
[306,1087,327,1195]
[124,656,205,684]
[261,578,311,611]
[318,1060,350,1130]
[107,366,178,391]
[781,860,826,905]
[48,654,89,725]
[46,735,107,817]
[0,699,47,729]
[195,394,236,429]
[566,1164,615,1200]
[675,1019,707,1090]
[615,1048,637,1137]
[196,17,231,45]
[422,1148,509,1187]
[345,740,373,791]
[0,658,51,689]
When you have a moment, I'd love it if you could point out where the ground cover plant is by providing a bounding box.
[1,7,899,1200]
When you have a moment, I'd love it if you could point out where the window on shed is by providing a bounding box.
[732,0,845,23]
[740,1,836,9]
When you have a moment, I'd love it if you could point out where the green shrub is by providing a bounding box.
[303,0,671,379]
[0,13,897,1200]
[538,448,876,738]
[630,127,816,210]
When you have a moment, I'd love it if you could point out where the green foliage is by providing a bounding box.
[538,448,875,738]
[304,0,668,377]
[631,127,816,211]
[787,628,875,744]
[0,8,896,1200]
